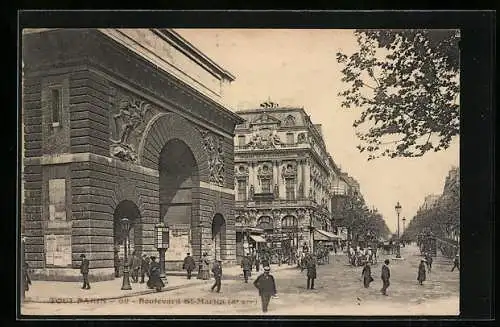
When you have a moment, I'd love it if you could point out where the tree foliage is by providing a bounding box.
[336,29,460,160]
[333,193,391,241]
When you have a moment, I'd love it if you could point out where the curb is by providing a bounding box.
[23,280,207,304]
[23,265,299,304]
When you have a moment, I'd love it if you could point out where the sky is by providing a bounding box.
[176,29,460,233]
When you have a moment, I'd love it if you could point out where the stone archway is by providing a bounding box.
[211,213,226,261]
[113,200,141,277]
[159,138,199,265]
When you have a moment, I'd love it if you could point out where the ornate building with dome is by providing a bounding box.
[233,102,345,262]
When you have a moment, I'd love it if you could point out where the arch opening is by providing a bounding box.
[159,138,199,264]
[211,213,226,261]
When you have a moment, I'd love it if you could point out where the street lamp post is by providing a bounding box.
[121,217,132,290]
[394,202,402,258]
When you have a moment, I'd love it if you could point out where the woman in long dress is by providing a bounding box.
[199,252,211,280]
[147,256,165,291]
[417,259,427,285]
[361,262,373,288]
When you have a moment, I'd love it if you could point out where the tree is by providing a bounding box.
[332,193,391,242]
[336,30,460,160]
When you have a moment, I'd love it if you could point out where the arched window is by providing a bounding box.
[281,216,298,229]
[257,216,273,231]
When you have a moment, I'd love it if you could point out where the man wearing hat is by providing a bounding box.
[451,254,460,272]
[253,266,277,313]
[80,254,90,289]
[140,254,150,284]
[380,259,391,296]
[211,260,223,293]
[417,259,427,285]
[183,252,196,279]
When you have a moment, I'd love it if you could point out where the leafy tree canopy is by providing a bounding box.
[337,29,460,160]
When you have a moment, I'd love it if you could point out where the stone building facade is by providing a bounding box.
[233,103,342,261]
[22,29,243,281]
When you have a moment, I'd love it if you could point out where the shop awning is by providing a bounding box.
[314,229,343,241]
[249,235,267,243]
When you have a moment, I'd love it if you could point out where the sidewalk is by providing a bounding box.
[23,263,295,304]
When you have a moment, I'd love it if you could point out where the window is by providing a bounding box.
[281,216,298,229]
[237,179,247,201]
[261,178,271,193]
[237,135,245,146]
[285,178,295,200]
[286,132,294,144]
[51,88,62,125]
[49,179,66,221]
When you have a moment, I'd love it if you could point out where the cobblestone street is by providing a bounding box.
[22,245,459,316]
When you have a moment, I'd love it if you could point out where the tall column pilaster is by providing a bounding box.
[304,157,311,199]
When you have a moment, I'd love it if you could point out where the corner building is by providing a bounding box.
[233,104,341,262]
[22,29,243,281]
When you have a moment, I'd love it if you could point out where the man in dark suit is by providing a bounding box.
[80,254,90,290]
[306,254,317,290]
[211,260,222,293]
[140,254,150,283]
[380,259,391,295]
[182,253,196,279]
[241,255,252,283]
[253,266,277,313]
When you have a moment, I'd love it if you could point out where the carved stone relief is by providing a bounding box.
[257,162,274,178]
[297,132,308,144]
[110,95,156,162]
[199,129,225,187]
[284,114,296,127]
[281,161,298,180]
[247,128,282,149]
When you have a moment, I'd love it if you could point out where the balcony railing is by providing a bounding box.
[235,199,320,209]
[235,142,304,151]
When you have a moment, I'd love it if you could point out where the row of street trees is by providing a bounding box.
[332,193,391,245]
[402,167,460,257]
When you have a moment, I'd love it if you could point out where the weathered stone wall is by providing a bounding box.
[22,29,239,280]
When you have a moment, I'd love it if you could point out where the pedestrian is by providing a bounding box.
[211,260,222,293]
[417,259,427,285]
[451,254,460,272]
[255,253,261,272]
[425,253,433,273]
[182,252,196,279]
[253,266,277,313]
[147,256,164,292]
[380,259,390,296]
[261,252,270,268]
[140,254,150,283]
[241,254,252,283]
[22,261,32,293]
[80,254,90,290]
[349,246,355,266]
[306,254,317,290]
[130,251,141,283]
[367,247,373,264]
[198,252,210,280]
[361,262,373,288]
[114,247,121,277]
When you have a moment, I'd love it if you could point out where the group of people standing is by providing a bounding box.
[348,244,377,267]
